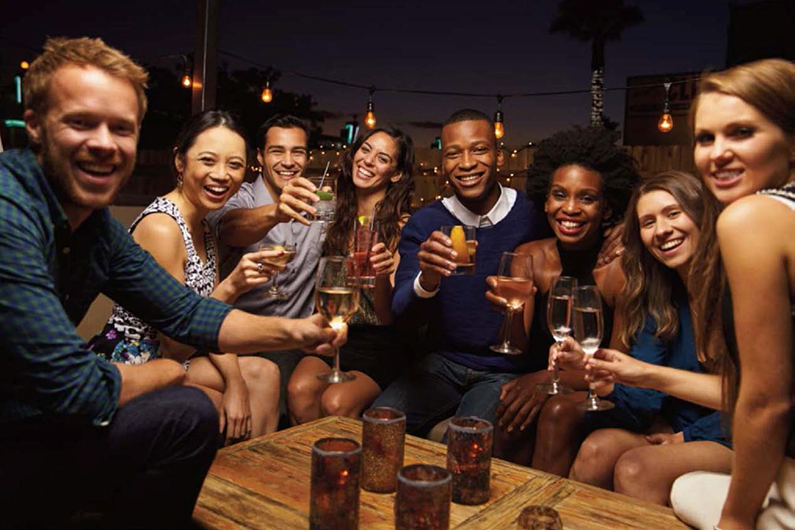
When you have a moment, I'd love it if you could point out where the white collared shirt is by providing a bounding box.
[413,185,517,297]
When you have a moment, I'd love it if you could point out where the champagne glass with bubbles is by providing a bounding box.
[490,252,534,355]
[573,285,613,411]
[538,276,577,395]
[315,256,360,384]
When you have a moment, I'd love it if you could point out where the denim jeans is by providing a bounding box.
[372,352,517,436]
[0,386,218,529]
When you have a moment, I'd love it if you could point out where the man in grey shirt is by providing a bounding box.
[209,115,326,424]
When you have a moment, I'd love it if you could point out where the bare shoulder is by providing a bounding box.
[594,258,626,306]
[718,194,795,243]
[131,213,187,275]
[515,237,555,260]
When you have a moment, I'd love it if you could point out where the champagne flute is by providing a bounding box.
[490,252,534,355]
[538,275,577,395]
[261,243,297,299]
[573,285,614,411]
[315,256,360,383]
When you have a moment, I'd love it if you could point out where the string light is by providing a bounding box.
[494,96,505,139]
[261,79,273,103]
[365,87,376,129]
[657,81,673,133]
[180,55,192,88]
[20,61,29,70]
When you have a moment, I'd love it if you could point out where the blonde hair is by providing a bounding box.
[24,37,149,121]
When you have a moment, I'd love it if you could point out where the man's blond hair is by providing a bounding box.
[24,37,149,121]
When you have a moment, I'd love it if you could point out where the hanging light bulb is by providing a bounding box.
[181,74,192,88]
[365,88,376,129]
[20,61,30,70]
[180,55,192,89]
[261,79,273,103]
[494,96,505,139]
[657,82,674,133]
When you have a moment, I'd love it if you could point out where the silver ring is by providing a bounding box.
[257,262,264,273]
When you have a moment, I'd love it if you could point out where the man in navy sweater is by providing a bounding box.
[372,109,548,436]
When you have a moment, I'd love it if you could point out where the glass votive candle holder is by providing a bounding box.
[518,505,563,530]
[446,416,493,505]
[361,407,406,493]
[310,437,361,530]
[395,464,452,530]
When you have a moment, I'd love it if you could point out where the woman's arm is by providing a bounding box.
[717,197,793,529]
[131,214,196,361]
[372,242,400,325]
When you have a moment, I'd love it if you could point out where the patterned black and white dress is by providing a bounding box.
[89,197,217,364]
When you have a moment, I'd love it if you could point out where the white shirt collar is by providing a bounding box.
[442,184,516,227]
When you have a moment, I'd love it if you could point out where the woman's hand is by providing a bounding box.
[227,249,284,297]
[370,242,396,277]
[645,432,684,445]
[220,379,252,445]
[549,336,586,371]
[485,275,536,312]
[585,348,651,388]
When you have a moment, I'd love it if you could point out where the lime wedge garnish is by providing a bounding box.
[316,190,334,201]
[357,215,368,226]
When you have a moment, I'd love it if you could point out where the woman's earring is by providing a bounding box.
[177,173,184,191]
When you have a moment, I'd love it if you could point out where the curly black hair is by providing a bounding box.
[526,126,639,225]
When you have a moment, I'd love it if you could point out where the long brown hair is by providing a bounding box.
[689,58,795,415]
[619,171,705,349]
[323,126,415,256]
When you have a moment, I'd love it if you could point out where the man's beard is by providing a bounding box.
[38,127,133,211]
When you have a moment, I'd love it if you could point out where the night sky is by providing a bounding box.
[1,0,739,146]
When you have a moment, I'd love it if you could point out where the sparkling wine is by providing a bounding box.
[547,294,572,342]
[573,307,603,354]
[495,277,532,310]
[316,287,359,328]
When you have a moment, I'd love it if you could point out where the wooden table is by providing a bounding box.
[194,416,688,529]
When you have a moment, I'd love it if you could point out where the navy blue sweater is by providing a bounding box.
[392,194,546,373]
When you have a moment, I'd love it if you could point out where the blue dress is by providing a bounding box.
[586,284,730,447]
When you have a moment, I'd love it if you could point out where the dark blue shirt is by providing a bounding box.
[0,149,232,427]
[392,194,546,373]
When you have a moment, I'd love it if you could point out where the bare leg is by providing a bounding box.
[569,429,649,489]
[287,357,332,425]
[613,441,733,505]
[532,392,587,476]
[237,357,280,436]
[320,371,381,419]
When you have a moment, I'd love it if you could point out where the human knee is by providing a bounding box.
[613,450,649,495]
[320,390,359,418]
[287,371,318,406]
[243,359,280,388]
[569,434,609,482]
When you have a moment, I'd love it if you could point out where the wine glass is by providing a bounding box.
[315,256,360,383]
[261,243,297,299]
[573,285,614,411]
[538,276,577,395]
[490,252,534,355]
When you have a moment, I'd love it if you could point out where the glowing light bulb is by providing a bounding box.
[658,112,674,133]
[261,86,273,103]
[365,97,376,128]
[494,121,505,139]
[181,74,192,88]
[20,61,30,70]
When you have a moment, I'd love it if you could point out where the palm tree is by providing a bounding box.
[550,0,643,127]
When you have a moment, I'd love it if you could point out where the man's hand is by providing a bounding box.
[496,371,551,433]
[220,379,252,445]
[417,230,458,291]
[275,177,319,226]
[644,431,684,445]
[293,313,347,357]
[596,223,625,267]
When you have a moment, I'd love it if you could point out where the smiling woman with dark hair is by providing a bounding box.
[485,126,639,464]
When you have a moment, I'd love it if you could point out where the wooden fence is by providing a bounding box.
[119,144,696,208]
